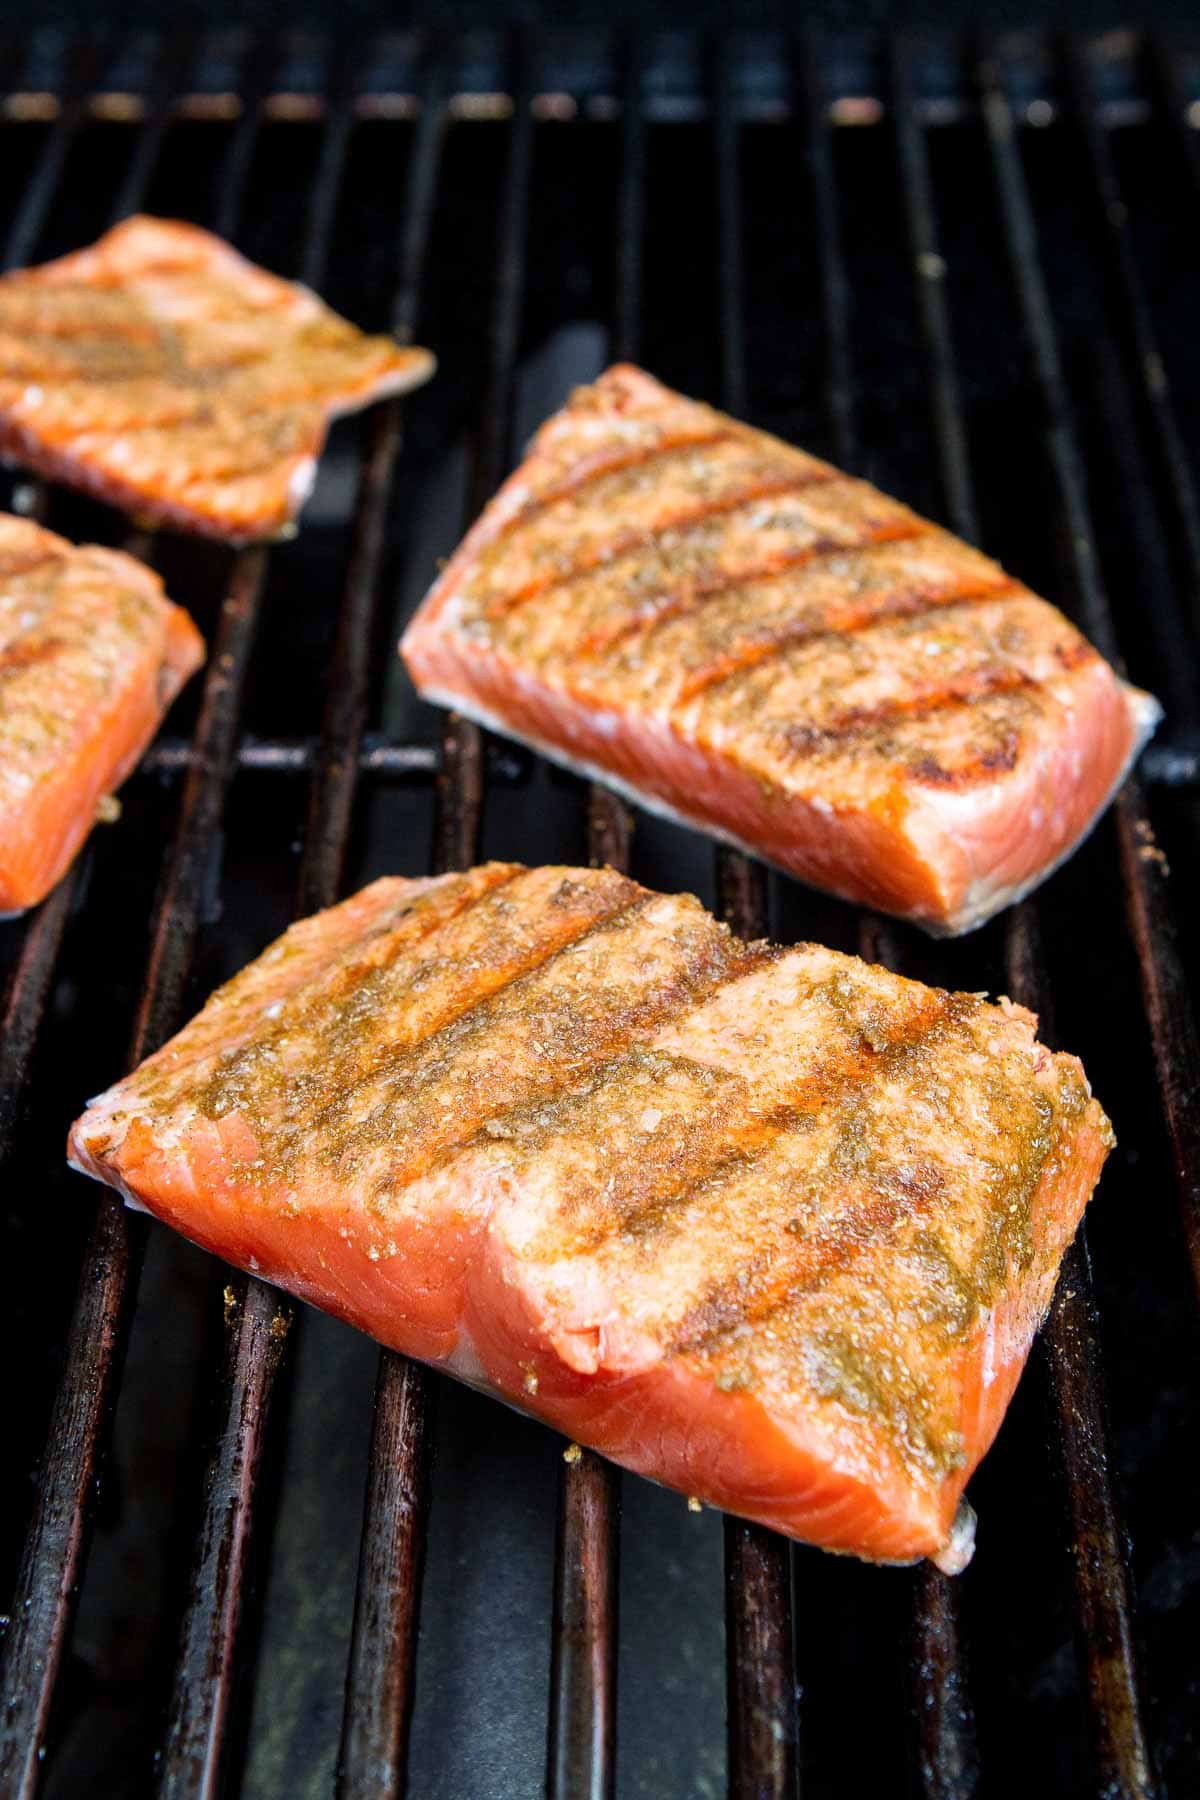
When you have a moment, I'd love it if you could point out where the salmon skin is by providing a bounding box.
[400,365,1160,934]
[0,216,435,543]
[68,862,1112,1567]
[0,513,203,912]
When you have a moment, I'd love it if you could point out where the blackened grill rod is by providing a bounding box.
[1144,34,1200,218]
[1004,913,1158,1800]
[892,31,1154,1797]
[109,33,193,227]
[546,39,649,1800]
[0,879,77,1154]
[712,40,799,1800]
[1061,35,1200,638]
[976,38,1174,1796]
[976,40,1200,1307]
[0,541,269,1800]
[0,57,273,1800]
[155,48,391,1798]
[0,38,100,274]
[436,41,532,876]
[872,38,980,1800]
[337,42,534,1800]
[333,71,448,1800]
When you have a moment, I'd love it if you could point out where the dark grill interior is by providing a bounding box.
[1,26,1198,1800]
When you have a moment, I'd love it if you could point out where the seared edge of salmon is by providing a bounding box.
[0,217,435,542]
[67,864,1113,1564]
[0,513,204,911]
[400,365,1160,933]
[402,669,1158,936]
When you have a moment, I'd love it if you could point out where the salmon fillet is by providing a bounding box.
[400,366,1160,934]
[68,863,1111,1567]
[0,216,435,542]
[0,513,204,912]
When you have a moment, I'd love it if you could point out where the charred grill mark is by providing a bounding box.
[570,523,938,663]
[0,635,64,679]
[908,738,1022,789]
[151,868,528,1115]
[569,537,841,658]
[1054,637,1098,672]
[706,665,1045,787]
[670,575,1024,702]
[780,667,1039,748]
[670,1168,948,1361]
[439,940,782,1172]
[199,869,642,1109]
[548,986,959,1264]
[318,897,749,1192]
[477,426,735,550]
[477,467,843,623]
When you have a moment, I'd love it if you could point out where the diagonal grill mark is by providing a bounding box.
[568,520,941,662]
[671,576,1025,702]
[311,885,678,1173]
[767,664,1043,757]
[476,425,736,553]
[665,1001,965,1358]
[535,984,957,1268]
[479,466,843,623]
[153,867,531,1116]
[0,635,65,678]
[432,940,782,1177]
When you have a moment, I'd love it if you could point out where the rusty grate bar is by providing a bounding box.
[712,37,799,1800]
[977,36,1200,1307]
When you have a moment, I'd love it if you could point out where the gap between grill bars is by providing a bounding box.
[0,25,1196,1800]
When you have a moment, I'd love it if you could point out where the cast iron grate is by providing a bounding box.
[0,25,1197,1800]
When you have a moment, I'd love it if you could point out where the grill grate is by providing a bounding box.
[1,26,1198,1800]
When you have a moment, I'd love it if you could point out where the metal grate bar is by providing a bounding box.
[1145,32,1200,208]
[977,38,1200,1306]
[337,37,534,1799]
[612,36,645,368]
[154,48,393,1795]
[331,66,449,1800]
[0,543,268,1800]
[1062,35,1200,642]
[0,879,77,1156]
[882,37,981,1799]
[799,28,854,487]
[0,38,101,273]
[108,33,193,226]
[0,61,275,1797]
[1004,914,1157,1800]
[143,734,441,776]
[545,38,651,1800]
[893,32,1154,1797]
[713,40,798,1800]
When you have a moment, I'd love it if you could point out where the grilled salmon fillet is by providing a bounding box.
[0,216,435,542]
[0,513,203,912]
[68,863,1111,1566]
[400,366,1160,934]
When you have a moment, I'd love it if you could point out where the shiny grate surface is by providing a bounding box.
[0,25,1198,1800]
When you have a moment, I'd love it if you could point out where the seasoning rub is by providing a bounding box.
[69,862,1112,1566]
